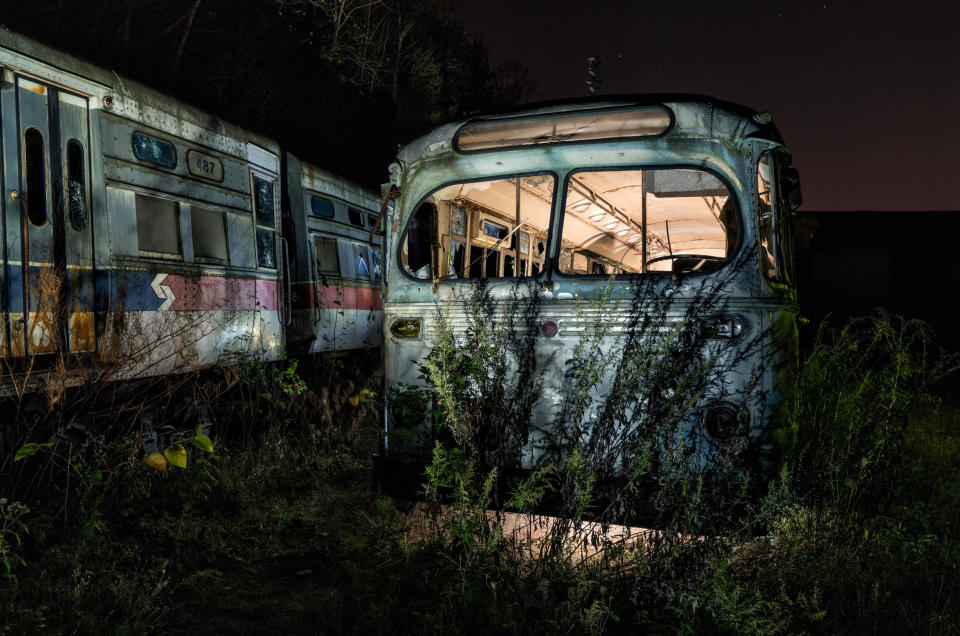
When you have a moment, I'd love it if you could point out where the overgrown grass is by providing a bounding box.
[1,310,958,633]
[405,285,960,634]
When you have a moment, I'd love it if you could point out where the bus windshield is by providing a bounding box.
[559,168,736,275]
[399,166,738,280]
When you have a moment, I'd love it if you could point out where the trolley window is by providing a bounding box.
[314,236,340,275]
[24,127,47,226]
[352,243,371,278]
[252,174,277,269]
[191,206,228,262]
[311,196,335,218]
[348,207,365,227]
[136,194,181,257]
[66,139,87,231]
[131,132,177,169]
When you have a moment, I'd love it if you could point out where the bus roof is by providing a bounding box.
[397,95,785,166]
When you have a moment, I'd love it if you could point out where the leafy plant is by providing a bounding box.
[0,498,30,584]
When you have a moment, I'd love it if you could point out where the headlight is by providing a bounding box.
[703,315,746,340]
[389,318,421,339]
[705,403,743,439]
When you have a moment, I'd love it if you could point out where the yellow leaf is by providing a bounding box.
[164,444,188,469]
[144,452,168,473]
[348,389,376,407]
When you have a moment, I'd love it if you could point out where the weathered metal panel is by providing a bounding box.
[100,113,254,198]
[105,186,138,257]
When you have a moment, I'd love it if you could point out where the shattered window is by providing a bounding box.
[256,227,276,269]
[448,239,466,278]
[371,248,382,281]
[353,243,371,278]
[559,167,737,276]
[400,174,555,281]
[66,139,87,230]
[758,151,796,284]
[504,254,515,277]
[132,131,176,169]
[253,175,275,227]
[451,206,466,236]
[252,173,277,269]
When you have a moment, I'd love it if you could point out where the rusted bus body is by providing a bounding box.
[0,27,285,383]
[383,97,801,471]
[284,155,383,353]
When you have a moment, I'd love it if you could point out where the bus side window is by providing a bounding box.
[757,153,776,279]
[773,155,799,284]
[400,175,555,281]
[401,201,436,279]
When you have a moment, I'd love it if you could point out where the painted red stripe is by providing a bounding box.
[290,281,382,311]
[163,275,279,311]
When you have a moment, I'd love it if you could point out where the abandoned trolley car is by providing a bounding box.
[0,27,382,388]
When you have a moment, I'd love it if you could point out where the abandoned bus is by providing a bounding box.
[382,96,801,476]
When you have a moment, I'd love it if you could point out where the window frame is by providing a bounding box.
[757,150,797,286]
[312,234,341,277]
[190,204,230,264]
[453,106,675,154]
[397,171,557,284]
[24,126,49,228]
[250,170,279,270]
[65,138,89,232]
[553,164,742,280]
[134,192,183,260]
[131,131,178,170]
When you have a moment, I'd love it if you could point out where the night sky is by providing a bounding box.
[456,1,960,211]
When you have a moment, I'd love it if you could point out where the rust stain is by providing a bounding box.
[8,313,25,357]
[70,312,96,353]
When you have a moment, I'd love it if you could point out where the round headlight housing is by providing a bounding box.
[705,403,742,439]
